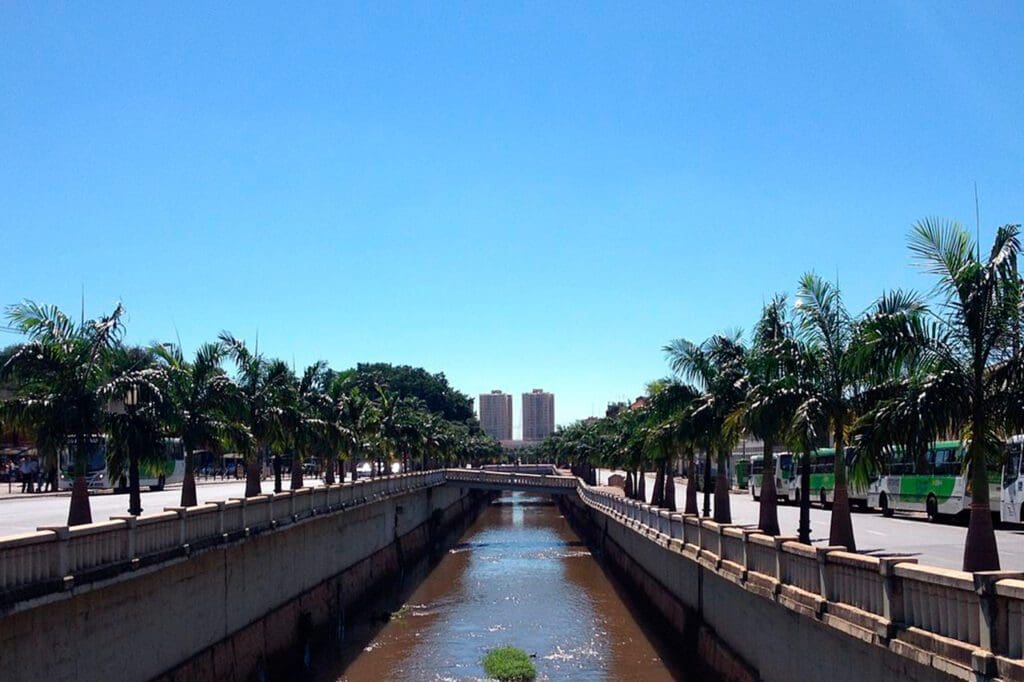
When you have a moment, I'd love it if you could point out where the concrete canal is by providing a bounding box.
[315,491,688,681]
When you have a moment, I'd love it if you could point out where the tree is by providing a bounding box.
[219,333,291,497]
[336,363,475,424]
[665,333,747,523]
[855,219,1023,571]
[2,301,126,525]
[729,295,804,535]
[793,273,861,550]
[153,342,237,506]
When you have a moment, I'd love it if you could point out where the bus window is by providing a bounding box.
[932,446,964,477]
[1004,443,1022,486]
[778,454,794,478]
[750,458,764,475]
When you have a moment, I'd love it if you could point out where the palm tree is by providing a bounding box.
[2,301,126,525]
[102,345,168,516]
[729,295,804,535]
[855,219,1022,571]
[287,361,332,490]
[665,333,747,523]
[219,333,291,497]
[793,273,861,550]
[152,342,237,506]
[646,380,699,512]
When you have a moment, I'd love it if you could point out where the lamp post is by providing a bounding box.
[125,386,143,516]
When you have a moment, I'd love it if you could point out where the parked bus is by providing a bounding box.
[758,448,871,508]
[59,436,185,491]
[802,447,873,509]
[866,440,1000,521]
[748,452,798,502]
[58,436,108,489]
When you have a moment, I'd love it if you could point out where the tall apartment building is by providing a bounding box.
[522,389,555,441]
[478,390,513,441]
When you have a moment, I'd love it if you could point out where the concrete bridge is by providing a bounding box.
[444,467,578,495]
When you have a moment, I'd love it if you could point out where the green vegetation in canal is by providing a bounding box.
[482,646,536,681]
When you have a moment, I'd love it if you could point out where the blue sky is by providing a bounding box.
[2,3,1023,436]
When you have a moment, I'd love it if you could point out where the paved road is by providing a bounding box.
[599,469,1024,572]
[0,477,334,536]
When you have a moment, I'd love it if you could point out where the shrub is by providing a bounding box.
[482,646,536,681]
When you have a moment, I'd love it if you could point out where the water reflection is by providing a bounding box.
[322,492,686,681]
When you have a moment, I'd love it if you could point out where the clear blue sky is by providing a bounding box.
[2,3,1022,436]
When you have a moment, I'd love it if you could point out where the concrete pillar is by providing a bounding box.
[973,570,1024,656]
[773,536,799,584]
[814,546,846,601]
[878,556,914,637]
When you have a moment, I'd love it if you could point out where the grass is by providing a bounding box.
[482,646,536,681]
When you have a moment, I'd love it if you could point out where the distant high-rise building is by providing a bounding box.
[478,390,513,441]
[522,389,555,441]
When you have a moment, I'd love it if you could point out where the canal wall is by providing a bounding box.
[560,491,960,682]
[0,475,486,682]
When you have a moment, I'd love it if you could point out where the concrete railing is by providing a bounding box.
[576,482,1024,677]
[443,468,578,491]
[0,471,447,601]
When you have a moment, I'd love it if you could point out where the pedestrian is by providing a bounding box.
[19,457,31,493]
[29,457,39,493]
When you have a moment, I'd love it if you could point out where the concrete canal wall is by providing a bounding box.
[0,475,484,682]
[562,490,975,682]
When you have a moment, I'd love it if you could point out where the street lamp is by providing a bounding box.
[125,386,143,517]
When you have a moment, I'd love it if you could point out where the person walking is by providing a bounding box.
[19,457,32,493]
[29,458,40,493]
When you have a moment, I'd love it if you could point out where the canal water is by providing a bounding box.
[317,492,687,681]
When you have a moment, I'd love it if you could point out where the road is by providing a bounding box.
[0,477,332,536]
[599,470,1024,571]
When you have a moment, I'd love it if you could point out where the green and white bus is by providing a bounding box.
[803,447,872,509]
[866,440,1000,521]
[748,453,799,502]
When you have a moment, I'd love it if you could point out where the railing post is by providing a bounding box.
[39,526,71,585]
[974,571,1024,656]
[213,501,226,538]
[164,506,188,547]
[111,516,138,563]
[815,545,845,601]
[878,557,913,638]
[773,535,798,585]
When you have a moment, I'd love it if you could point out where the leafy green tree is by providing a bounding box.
[855,220,1023,571]
[793,273,862,550]
[729,295,804,535]
[2,301,126,525]
[219,333,291,497]
[153,342,238,506]
[336,363,475,424]
[665,333,747,523]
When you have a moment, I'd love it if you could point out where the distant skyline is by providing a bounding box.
[2,3,1023,428]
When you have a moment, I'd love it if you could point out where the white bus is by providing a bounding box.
[60,436,185,491]
[748,452,799,502]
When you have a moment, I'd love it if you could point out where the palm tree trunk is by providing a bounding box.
[963,438,1001,571]
[244,448,262,497]
[702,449,712,517]
[685,455,699,515]
[758,440,780,535]
[291,451,304,490]
[324,450,336,485]
[273,453,283,493]
[67,432,93,526]
[713,446,731,523]
[664,459,676,512]
[637,466,647,502]
[180,447,198,507]
[827,427,856,550]
[625,471,634,499]
[651,464,665,507]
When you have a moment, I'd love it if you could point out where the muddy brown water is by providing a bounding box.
[313,492,687,681]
